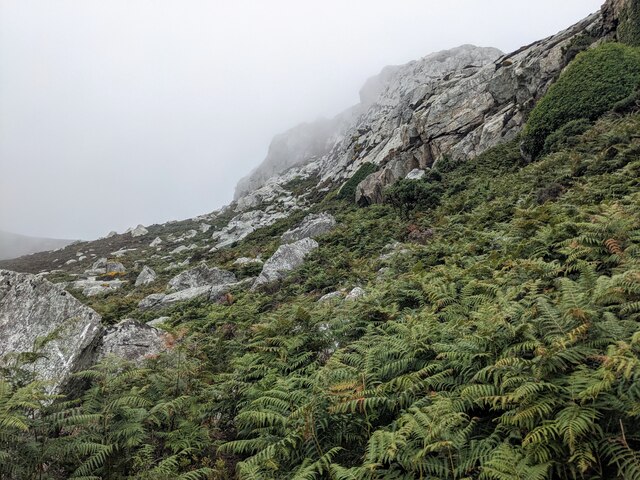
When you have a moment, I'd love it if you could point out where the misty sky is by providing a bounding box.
[0,0,604,240]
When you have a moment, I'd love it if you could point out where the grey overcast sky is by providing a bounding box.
[0,0,604,240]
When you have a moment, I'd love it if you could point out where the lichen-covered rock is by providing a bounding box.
[211,209,288,250]
[106,261,126,274]
[168,264,236,291]
[71,277,126,297]
[135,266,157,287]
[0,269,103,394]
[281,213,336,243]
[96,319,165,363]
[253,238,319,288]
[233,256,263,266]
[138,284,234,311]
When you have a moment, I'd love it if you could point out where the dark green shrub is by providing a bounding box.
[384,170,443,216]
[521,42,640,159]
[618,0,640,46]
[562,32,598,63]
[338,162,377,200]
[613,88,640,113]
[542,118,592,154]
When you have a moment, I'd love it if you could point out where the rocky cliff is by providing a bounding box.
[233,9,610,207]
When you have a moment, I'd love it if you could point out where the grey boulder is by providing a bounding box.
[130,225,149,237]
[96,319,164,363]
[135,266,157,287]
[281,212,336,243]
[106,261,126,274]
[138,284,233,311]
[0,270,103,394]
[253,238,319,288]
[168,264,236,291]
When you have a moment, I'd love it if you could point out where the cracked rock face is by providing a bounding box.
[0,269,103,394]
[281,213,336,243]
[233,10,611,209]
[96,319,165,363]
[253,238,319,288]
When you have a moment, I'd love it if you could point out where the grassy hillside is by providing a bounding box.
[2,43,640,479]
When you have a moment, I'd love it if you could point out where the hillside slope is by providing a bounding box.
[2,0,640,479]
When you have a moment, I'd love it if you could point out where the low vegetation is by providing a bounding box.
[521,42,640,159]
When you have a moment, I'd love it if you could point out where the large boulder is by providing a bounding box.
[0,270,103,394]
[281,212,336,243]
[253,238,319,288]
[168,264,236,291]
[138,284,232,311]
[135,266,157,287]
[106,261,126,275]
[96,319,165,363]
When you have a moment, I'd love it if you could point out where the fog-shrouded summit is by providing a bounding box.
[234,7,604,208]
[234,45,503,199]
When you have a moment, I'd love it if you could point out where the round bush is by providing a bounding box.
[521,42,640,159]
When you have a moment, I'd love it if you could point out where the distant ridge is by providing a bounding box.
[0,229,75,261]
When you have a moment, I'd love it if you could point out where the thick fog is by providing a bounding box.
[0,0,603,240]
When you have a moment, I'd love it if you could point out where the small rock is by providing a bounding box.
[106,261,126,274]
[130,225,149,237]
[147,316,170,328]
[135,266,157,287]
[106,231,118,238]
[171,245,189,255]
[345,287,366,301]
[318,291,343,303]
[233,257,263,266]
[406,168,426,180]
[149,237,163,247]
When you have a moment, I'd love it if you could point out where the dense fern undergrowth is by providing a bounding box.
[3,44,640,479]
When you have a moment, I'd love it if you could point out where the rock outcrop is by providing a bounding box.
[139,284,233,311]
[281,213,336,243]
[135,266,157,287]
[211,209,289,250]
[129,225,149,237]
[233,8,613,208]
[0,270,173,393]
[253,238,319,288]
[0,270,102,393]
[168,264,236,291]
[96,319,165,363]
